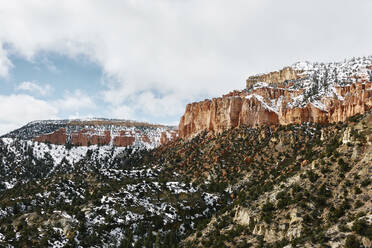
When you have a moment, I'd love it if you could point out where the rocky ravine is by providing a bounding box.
[179,56,372,138]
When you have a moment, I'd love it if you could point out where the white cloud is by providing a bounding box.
[110,105,135,120]
[40,56,59,73]
[16,81,52,95]
[0,0,371,123]
[0,43,12,77]
[0,94,58,135]
[53,90,95,111]
[0,90,97,135]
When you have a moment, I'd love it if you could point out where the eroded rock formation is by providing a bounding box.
[33,120,177,148]
[35,128,67,145]
[179,57,372,139]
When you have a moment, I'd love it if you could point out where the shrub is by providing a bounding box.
[306,170,319,183]
[361,178,371,187]
[320,166,331,175]
[339,224,350,232]
[326,137,341,155]
[352,219,372,238]
[276,191,292,209]
[328,202,349,222]
[345,235,360,248]
[354,200,363,208]
[318,184,332,198]
[262,201,275,212]
[338,158,350,173]
[354,186,362,195]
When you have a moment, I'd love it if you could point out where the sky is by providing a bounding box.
[0,0,371,135]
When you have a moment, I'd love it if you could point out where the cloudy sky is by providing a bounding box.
[0,0,371,134]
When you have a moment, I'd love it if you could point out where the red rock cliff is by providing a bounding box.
[35,128,67,145]
[179,81,372,139]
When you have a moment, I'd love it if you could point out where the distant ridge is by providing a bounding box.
[2,118,178,148]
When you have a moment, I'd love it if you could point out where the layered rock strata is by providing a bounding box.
[33,121,177,148]
[179,78,372,138]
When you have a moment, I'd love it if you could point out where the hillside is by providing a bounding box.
[0,112,371,247]
[179,113,372,248]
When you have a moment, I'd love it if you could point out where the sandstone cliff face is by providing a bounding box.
[179,82,372,138]
[70,129,112,146]
[279,103,328,125]
[35,128,67,145]
[179,56,372,138]
[178,96,279,138]
[113,135,136,147]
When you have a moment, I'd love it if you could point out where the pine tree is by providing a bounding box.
[120,238,133,248]
[154,233,162,248]
[322,67,329,89]
[333,68,338,84]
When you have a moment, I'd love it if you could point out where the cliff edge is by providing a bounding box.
[179,56,372,138]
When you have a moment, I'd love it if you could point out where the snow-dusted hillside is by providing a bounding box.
[0,133,223,247]
[2,118,177,149]
[292,56,372,85]
[0,137,128,189]
[250,56,372,110]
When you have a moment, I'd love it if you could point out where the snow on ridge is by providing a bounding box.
[4,118,177,150]
[27,118,175,128]
[291,55,372,84]
[310,100,327,112]
[245,56,372,113]
[246,94,280,113]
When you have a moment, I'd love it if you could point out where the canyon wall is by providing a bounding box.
[179,82,372,139]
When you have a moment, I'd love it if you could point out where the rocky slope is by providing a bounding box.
[2,119,177,149]
[1,112,370,247]
[179,56,372,138]
[179,113,372,248]
[0,129,224,247]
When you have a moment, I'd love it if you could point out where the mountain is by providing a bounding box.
[179,56,372,138]
[0,56,371,247]
[0,112,371,247]
[2,118,178,149]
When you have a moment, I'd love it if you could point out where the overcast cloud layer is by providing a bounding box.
[0,0,372,134]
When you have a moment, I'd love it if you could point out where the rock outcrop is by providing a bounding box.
[160,131,178,145]
[246,67,304,88]
[34,128,67,145]
[179,57,372,139]
[179,82,372,138]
